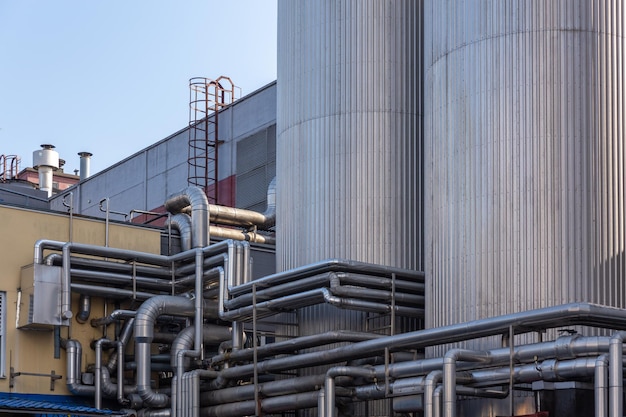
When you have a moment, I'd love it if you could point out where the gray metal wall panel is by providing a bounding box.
[277,0,423,272]
[425,0,625,340]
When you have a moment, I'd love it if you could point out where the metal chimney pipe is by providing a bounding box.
[33,144,59,198]
[78,151,92,180]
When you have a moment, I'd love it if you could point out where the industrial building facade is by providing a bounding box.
[0,1,624,417]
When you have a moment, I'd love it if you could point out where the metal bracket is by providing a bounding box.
[10,367,62,391]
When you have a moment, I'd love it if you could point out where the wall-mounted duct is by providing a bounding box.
[32,144,59,198]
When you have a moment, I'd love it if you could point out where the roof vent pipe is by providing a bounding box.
[33,144,59,198]
[78,151,92,180]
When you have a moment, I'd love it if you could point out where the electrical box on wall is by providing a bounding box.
[18,264,69,330]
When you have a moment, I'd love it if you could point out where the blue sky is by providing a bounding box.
[0,0,277,175]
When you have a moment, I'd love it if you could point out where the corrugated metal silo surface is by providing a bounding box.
[278,1,422,416]
[277,0,422,273]
[425,0,625,346]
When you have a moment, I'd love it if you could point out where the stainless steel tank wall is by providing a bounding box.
[277,3,422,415]
[425,0,625,336]
[277,0,423,273]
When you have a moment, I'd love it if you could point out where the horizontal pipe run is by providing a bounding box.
[210,330,384,365]
[216,304,626,382]
[220,287,424,321]
[229,258,424,297]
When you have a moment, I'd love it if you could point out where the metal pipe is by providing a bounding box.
[216,305,621,382]
[433,385,443,417]
[201,374,326,406]
[209,225,275,245]
[609,332,626,417]
[230,258,423,297]
[424,370,442,417]
[443,349,491,417]
[200,391,322,417]
[75,294,91,324]
[220,287,424,321]
[164,186,209,248]
[595,354,609,417]
[92,310,137,327]
[135,295,197,407]
[168,213,192,252]
[95,338,111,409]
[210,330,383,366]
[323,366,376,417]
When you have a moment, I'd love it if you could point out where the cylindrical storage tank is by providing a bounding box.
[425,1,625,412]
[278,1,422,415]
[277,0,422,276]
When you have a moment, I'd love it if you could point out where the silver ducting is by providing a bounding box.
[168,213,193,252]
[134,295,197,407]
[165,186,210,248]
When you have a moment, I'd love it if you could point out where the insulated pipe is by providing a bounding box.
[201,374,326,406]
[230,258,423,297]
[323,366,376,417]
[164,186,209,248]
[170,324,232,370]
[200,391,322,417]
[95,338,111,409]
[135,295,197,407]
[220,287,424,321]
[62,339,136,399]
[199,177,276,230]
[170,325,230,417]
[209,225,276,245]
[443,349,491,417]
[216,305,621,382]
[173,249,204,414]
[424,371,442,417]
[225,271,423,310]
[433,385,443,417]
[609,332,626,417]
[210,330,383,366]
[595,354,609,417]
[168,213,192,252]
[92,310,137,328]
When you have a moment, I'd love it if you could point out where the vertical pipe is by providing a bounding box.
[95,338,110,409]
[433,385,444,417]
[425,370,443,417]
[595,354,609,417]
[78,151,92,180]
[609,333,624,417]
[116,341,124,404]
[443,355,456,417]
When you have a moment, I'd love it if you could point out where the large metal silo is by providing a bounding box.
[425,0,625,343]
[277,0,422,273]
[277,2,422,414]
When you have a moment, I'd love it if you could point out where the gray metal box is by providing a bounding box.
[18,264,68,330]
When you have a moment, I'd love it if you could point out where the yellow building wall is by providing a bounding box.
[0,204,161,396]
